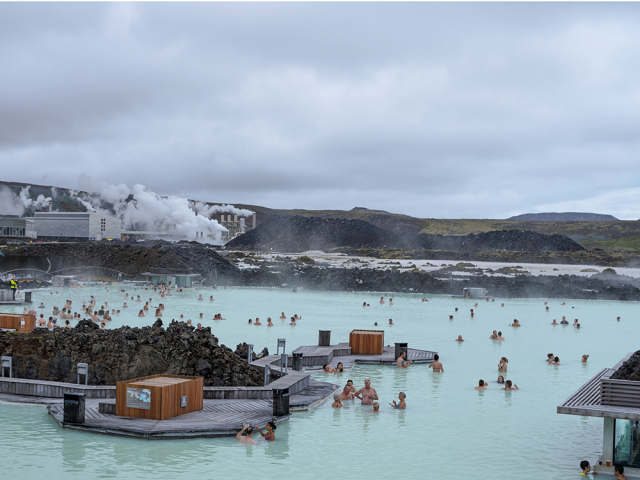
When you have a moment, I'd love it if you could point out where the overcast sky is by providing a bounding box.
[1,3,639,219]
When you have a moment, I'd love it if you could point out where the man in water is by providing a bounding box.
[497,331,505,340]
[455,335,464,342]
[388,319,394,325]
[429,354,443,372]
[397,351,412,368]
[560,316,569,325]
[355,378,378,405]
[339,385,354,401]
[490,330,498,339]
[579,460,591,476]
[614,464,627,480]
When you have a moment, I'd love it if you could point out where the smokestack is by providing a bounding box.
[227,214,232,223]
[234,215,238,223]
[252,213,256,229]
[49,202,52,212]
[220,214,224,224]
[240,217,245,233]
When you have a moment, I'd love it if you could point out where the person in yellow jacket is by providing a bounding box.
[10,276,18,300]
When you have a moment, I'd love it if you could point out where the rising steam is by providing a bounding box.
[76,176,253,243]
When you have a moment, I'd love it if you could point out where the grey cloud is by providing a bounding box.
[1,3,640,218]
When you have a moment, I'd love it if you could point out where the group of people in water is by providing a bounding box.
[328,377,406,411]
[248,313,302,326]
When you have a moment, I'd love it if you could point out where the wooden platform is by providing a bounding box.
[284,343,436,370]
[45,379,337,439]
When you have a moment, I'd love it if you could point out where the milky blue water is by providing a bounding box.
[2,285,638,479]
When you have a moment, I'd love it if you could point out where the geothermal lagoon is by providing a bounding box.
[2,285,636,479]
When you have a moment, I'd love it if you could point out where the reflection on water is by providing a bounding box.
[1,286,637,479]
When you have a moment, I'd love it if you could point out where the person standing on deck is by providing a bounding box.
[10,276,18,300]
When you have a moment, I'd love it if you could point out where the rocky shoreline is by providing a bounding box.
[0,319,264,386]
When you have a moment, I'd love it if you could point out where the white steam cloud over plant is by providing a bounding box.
[76,176,253,243]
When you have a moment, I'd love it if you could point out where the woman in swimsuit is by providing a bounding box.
[497,375,505,384]
[255,421,276,441]
[335,362,345,373]
[389,392,406,409]
[498,357,508,372]
[429,354,443,372]
[347,380,356,394]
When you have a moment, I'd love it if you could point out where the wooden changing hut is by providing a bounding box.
[349,330,385,355]
[0,313,36,333]
[116,374,203,420]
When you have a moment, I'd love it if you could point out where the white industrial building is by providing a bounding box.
[33,212,121,240]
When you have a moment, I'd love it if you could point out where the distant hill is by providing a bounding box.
[508,212,619,222]
[226,215,585,253]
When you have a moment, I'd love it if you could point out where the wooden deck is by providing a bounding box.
[46,379,337,439]
[557,368,640,421]
[285,342,436,370]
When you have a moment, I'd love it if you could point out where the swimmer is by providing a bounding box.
[551,319,558,325]
[355,379,378,405]
[248,319,252,324]
[322,364,334,373]
[380,296,385,304]
[209,296,214,302]
[335,362,345,373]
[267,318,273,327]
[617,316,621,321]
[497,375,505,384]
[388,318,394,326]
[545,306,549,312]
[294,314,301,320]
[560,317,569,325]
[498,357,508,372]
[155,308,162,317]
[551,356,560,365]
[254,317,261,325]
[372,402,380,412]
[143,302,149,311]
[429,354,443,372]
[290,318,296,326]
[389,298,393,306]
[363,302,367,307]
[455,335,464,342]
[339,385,354,401]
[199,313,203,319]
[546,353,554,363]
[490,330,498,339]
[582,355,589,362]
[573,319,579,327]
[397,351,412,368]
[197,323,202,329]
[347,380,356,394]
[511,319,521,327]
[123,302,128,308]
[497,331,504,340]
[187,319,192,326]
[455,307,458,312]
[475,380,487,390]
[614,464,626,480]
[374,322,378,326]
[39,303,45,308]
[576,323,581,328]
[389,392,406,409]
[449,315,454,320]
[280,312,286,319]
[255,421,276,441]
[332,393,343,408]
[502,380,518,390]
[236,425,256,445]
[65,320,71,329]
[198,295,203,301]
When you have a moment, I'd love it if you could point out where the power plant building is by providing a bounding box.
[33,212,121,240]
